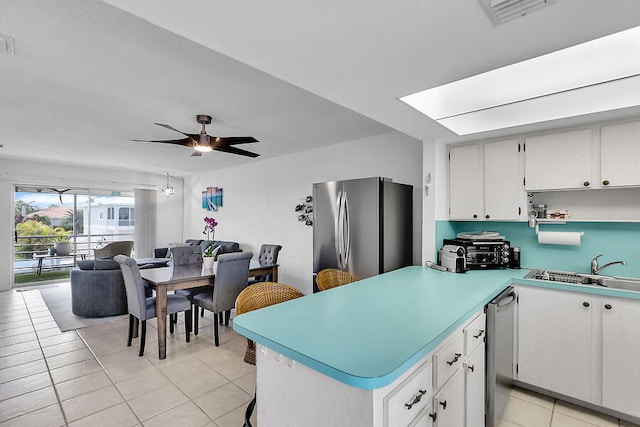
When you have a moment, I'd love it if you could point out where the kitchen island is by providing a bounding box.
[233,266,526,426]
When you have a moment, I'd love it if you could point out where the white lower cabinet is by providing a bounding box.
[516,284,640,420]
[516,286,593,402]
[412,405,435,426]
[255,310,486,427]
[601,297,640,418]
[464,345,485,427]
[433,369,465,427]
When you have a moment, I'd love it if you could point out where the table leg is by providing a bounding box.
[271,266,278,282]
[156,285,168,359]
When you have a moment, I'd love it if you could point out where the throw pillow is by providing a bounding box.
[77,260,95,270]
[94,259,121,270]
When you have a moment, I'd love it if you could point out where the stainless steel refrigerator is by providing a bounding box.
[312,177,413,291]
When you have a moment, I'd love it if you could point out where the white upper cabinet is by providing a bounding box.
[449,144,483,220]
[524,129,593,191]
[601,121,640,188]
[449,140,522,220]
[485,140,521,220]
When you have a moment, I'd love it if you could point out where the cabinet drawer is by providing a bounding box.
[433,332,464,388]
[464,312,485,356]
[384,361,433,427]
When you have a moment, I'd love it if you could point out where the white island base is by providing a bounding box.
[254,311,485,427]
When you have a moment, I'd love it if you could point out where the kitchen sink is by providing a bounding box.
[525,269,640,292]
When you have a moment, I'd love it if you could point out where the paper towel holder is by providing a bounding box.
[533,219,566,234]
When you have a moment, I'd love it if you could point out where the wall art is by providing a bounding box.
[202,187,223,211]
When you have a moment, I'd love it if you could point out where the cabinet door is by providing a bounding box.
[517,286,594,402]
[411,405,434,427]
[449,144,483,220]
[464,345,485,427]
[433,369,465,427]
[484,139,521,220]
[601,297,640,418]
[601,121,640,187]
[524,129,592,190]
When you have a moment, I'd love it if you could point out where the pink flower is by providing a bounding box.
[203,217,218,237]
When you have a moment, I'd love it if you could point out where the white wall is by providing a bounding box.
[183,131,423,295]
[0,159,184,291]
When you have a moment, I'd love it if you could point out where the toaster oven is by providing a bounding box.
[443,238,511,269]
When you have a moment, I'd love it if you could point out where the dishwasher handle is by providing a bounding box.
[494,289,517,312]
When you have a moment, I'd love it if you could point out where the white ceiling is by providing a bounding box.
[2,0,640,176]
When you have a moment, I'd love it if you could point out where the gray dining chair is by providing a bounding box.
[169,246,203,266]
[192,251,253,346]
[169,246,210,326]
[248,244,282,285]
[114,255,193,356]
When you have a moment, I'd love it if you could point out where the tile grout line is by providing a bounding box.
[20,289,70,427]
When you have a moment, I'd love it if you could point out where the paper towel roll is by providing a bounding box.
[537,231,583,246]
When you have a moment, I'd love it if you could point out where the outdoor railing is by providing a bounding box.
[14,233,135,261]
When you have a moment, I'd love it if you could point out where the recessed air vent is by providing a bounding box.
[478,0,555,26]
[0,33,15,55]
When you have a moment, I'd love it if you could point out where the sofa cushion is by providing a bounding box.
[94,259,121,270]
[77,260,95,270]
[185,239,203,246]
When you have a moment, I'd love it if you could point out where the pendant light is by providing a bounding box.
[161,173,175,198]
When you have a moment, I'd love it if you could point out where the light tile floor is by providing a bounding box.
[498,387,640,427]
[0,286,256,426]
[1,285,639,427]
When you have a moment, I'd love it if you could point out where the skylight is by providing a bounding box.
[400,25,640,135]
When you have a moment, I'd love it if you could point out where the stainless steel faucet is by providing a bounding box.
[591,253,627,275]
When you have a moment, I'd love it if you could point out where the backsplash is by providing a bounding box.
[436,221,640,278]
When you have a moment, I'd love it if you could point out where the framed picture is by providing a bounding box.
[202,187,223,211]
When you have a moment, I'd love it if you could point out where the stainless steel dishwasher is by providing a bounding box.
[486,286,517,427]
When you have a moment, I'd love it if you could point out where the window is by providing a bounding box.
[107,207,114,220]
[118,207,134,227]
[99,211,104,220]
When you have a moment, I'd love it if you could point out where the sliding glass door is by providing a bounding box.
[13,185,135,286]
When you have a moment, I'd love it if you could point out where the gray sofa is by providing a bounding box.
[70,259,127,317]
[154,239,241,260]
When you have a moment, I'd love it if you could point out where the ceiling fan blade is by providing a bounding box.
[132,138,193,147]
[154,122,191,137]
[191,151,203,157]
[213,136,259,145]
[215,145,260,158]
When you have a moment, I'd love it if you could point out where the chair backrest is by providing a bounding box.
[114,255,148,320]
[236,282,304,316]
[94,241,134,258]
[257,244,282,265]
[170,246,203,266]
[316,268,360,291]
[211,252,253,313]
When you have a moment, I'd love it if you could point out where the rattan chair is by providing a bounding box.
[316,268,360,291]
[235,282,304,427]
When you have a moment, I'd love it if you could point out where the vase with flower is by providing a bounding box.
[202,217,218,268]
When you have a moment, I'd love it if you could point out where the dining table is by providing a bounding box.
[139,259,278,359]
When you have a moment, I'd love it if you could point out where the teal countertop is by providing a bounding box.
[233,266,527,389]
[233,267,640,390]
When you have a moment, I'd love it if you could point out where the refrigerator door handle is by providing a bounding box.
[335,191,345,269]
[342,191,351,269]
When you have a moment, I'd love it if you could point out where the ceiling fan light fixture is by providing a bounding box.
[161,173,175,198]
[194,133,212,152]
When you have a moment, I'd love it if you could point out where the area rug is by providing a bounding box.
[35,282,127,332]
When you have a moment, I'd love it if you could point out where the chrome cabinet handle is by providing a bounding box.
[473,329,484,339]
[446,353,461,366]
[404,389,427,410]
